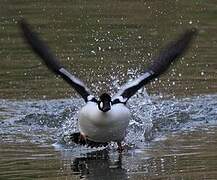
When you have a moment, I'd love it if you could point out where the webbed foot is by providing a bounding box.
[70,132,108,147]
[117,142,124,153]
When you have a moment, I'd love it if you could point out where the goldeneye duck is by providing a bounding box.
[20,20,197,151]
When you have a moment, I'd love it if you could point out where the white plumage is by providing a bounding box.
[79,102,130,142]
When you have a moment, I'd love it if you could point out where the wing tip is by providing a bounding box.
[179,28,198,46]
[19,18,30,36]
[186,28,198,37]
[150,28,198,75]
[19,18,26,27]
[19,19,38,48]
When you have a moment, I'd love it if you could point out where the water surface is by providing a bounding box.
[0,0,217,179]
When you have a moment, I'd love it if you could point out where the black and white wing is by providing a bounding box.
[20,20,94,102]
[112,29,197,104]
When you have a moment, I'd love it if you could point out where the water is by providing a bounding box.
[0,0,217,179]
[0,95,216,179]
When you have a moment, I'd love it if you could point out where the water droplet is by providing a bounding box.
[91,50,96,54]
[201,71,205,76]
[138,35,142,39]
[189,20,193,24]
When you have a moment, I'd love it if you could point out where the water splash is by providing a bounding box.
[0,94,216,150]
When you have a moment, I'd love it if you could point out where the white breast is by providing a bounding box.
[78,102,130,143]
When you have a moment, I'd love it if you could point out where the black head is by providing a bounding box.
[98,93,111,112]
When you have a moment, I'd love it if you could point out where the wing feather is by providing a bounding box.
[112,29,197,104]
[20,20,93,102]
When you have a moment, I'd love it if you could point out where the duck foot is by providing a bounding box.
[70,132,87,145]
[117,142,125,153]
[117,142,130,152]
[70,132,108,147]
[79,133,88,145]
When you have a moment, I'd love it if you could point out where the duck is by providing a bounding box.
[20,20,197,151]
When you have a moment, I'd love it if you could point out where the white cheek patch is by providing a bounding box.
[100,102,103,109]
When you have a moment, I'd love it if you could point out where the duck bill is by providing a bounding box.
[102,101,111,112]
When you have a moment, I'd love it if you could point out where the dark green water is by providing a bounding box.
[0,0,217,179]
[1,0,216,99]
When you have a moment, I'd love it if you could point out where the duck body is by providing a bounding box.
[20,20,197,150]
[79,102,130,143]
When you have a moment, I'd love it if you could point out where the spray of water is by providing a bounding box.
[0,93,216,151]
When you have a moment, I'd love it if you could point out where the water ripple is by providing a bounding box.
[0,94,216,148]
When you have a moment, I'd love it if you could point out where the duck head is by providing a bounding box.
[98,93,111,112]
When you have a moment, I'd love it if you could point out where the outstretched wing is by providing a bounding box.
[112,29,197,104]
[20,20,93,102]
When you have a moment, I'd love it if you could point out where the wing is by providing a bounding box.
[20,20,94,102]
[112,29,197,104]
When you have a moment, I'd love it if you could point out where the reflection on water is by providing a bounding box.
[70,150,126,180]
[1,126,217,179]
[0,0,217,179]
[49,126,217,179]
[0,95,216,179]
